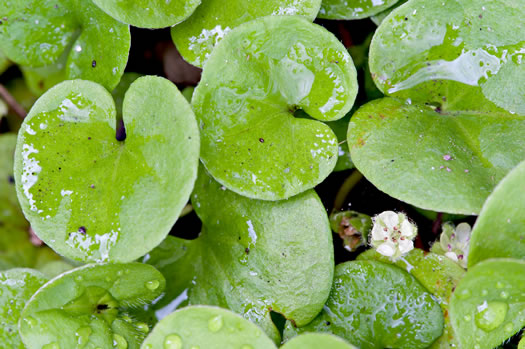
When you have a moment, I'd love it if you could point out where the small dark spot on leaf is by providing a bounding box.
[38,80,44,89]
[479,14,482,19]
[88,137,91,140]
[90,184,95,189]
[91,60,96,68]
[8,175,14,184]
[78,226,86,234]
[325,321,331,326]
[259,138,264,143]
[404,17,408,21]
[245,247,250,254]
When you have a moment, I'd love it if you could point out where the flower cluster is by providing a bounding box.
[370,211,417,260]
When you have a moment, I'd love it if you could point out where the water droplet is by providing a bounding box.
[504,323,514,333]
[474,301,508,331]
[76,326,92,348]
[75,275,83,282]
[481,289,488,296]
[164,334,182,349]
[25,316,37,327]
[144,345,153,349]
[464,315,471,321]
[42,343,60,349]
[208,315,223,332]
[136,322,149,333]
[500,291,509,299]
[146,280,160,291]
[457,289,471,299]
[496,282,505,289]
[113,334,128,349]
[474,345,480,349]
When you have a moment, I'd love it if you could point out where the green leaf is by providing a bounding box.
[14,77,200,263]
[19,263,165,349]
[281,333,357,348]
[141,306,277,349]
[92,0,201,29]
[369,0,525,115]
[0,268,48,349]
[469,160,525,267]
[283,260,444,349]
[357,249,466,348]
[347,98,525,214]
[449,259,525,349]
[171,0,322,67]
[0,134,26,228]
[330,210,371,251]
[0,49,10,74]
[21,60,68,97]
[370,0,408,25]
[318,0,400,20]
[0,0,130,91]
[327,114,354,172]
[193,15,358,200]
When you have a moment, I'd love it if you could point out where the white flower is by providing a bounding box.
[437,222,471,268]
[370,211,417,260]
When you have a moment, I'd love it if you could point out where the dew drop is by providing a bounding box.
[500,291,509,299]
[164,334,182,349]
[474,345,480,349]
[113,333,128,349]
[76,326,92,348]
[457,289,471,300]
[464,315,471,321]
[208,315,223,332]
[24,316,37,327]
[146,280,160,291]
[75,275,83,282]
[42,343,60,349]
[496,282,505,289]
[136,322,149,333]
[474,301,508,332]
[503,323,514,333]
[481,289,488,296]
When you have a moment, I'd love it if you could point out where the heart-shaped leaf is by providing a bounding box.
[14,77,200,263]
[0,268,47,349]
[193,15,358,200]
[318,0,401,20]
[369,0,525,115]
[0,0,130,90]
[146,166,334,341]
[348,98,525,214]
[281,333,357,348]
[449,259,525,349]
[358,248,466,348]
[171,0,322,67]
[283,260,444,349]
[469,160,525,267]
[92,0,201,29]
[142,306,276,349]
[0,134,26,228]
[19,263,165,349]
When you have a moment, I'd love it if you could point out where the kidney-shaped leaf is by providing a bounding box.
[141,306,276,349]
[281,333,357,349]
[347,98,525,214]
[318,0,401,20]
[19,263,165,349]
[369,0,525,115]
[14,77,200,263]
[0,268,47,349]
[92,0,201,29]
[0,0,130,90]
[283,260,444,349]
[450,259,525,349]
[171,0,321,67]
[469,160,525,267]
[193,15,358,200]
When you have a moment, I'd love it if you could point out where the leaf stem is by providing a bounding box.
[0,83,27,119]
[180,204,193,218]
[333,170,363,212]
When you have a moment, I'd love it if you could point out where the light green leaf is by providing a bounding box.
[318,0,400,20]
[369,0,525,115]
[283,260,444,349]
[21,59,68,97]
[0,134,26,228]
[358,249,465,348]
[14,77,200,263]
[0,268,48,349]
[141,306,277,349]
[193,15,358,200]
[469,160,525,267]
[92,0,201,29]
[171,0,321,67]
[0,0,130,90]
[281,333,357,348]
[449,259,525,349]
[0,49,10,74]
[370,0,408,25]
[347,98,525,214]
[19,263,165,349]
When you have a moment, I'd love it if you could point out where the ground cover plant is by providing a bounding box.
[0,0,524,348]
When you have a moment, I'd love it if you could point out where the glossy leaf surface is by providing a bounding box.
[284,260,444,349]
[469,160,525,266]
[0,268,47,349]
[319,0,400,20]
[348,98,525,214]
[369,0,525,115]
[14,77,200,262]
[171,0,321,67]
[0,0,130,90]
[193,16,358,200]
[449,259,525,349]
[281,333,357,348]
[19,263,165,349]
[142,306,276,349]
[92,0,201,29]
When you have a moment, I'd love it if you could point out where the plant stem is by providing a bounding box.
[333,170,363,212]
[0,83,27,119]
[180,204,193,218]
